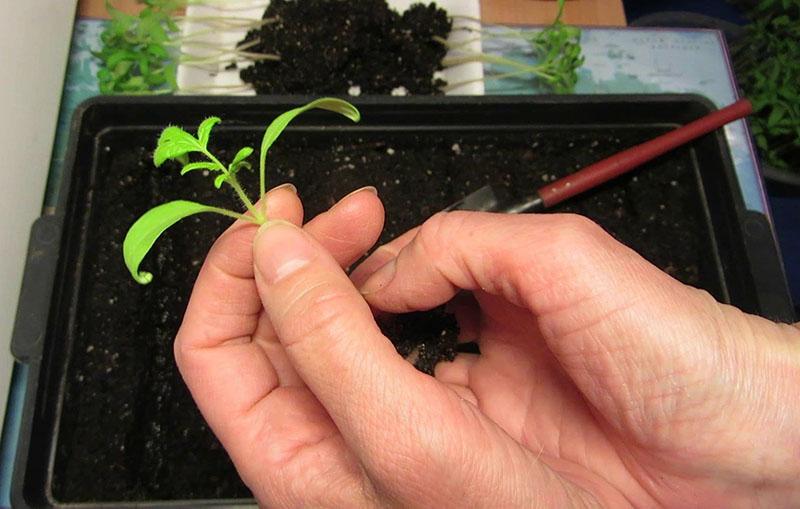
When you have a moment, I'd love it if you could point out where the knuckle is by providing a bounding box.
[558,213,604,240]
[417,212,450,246]
[413,215,448,264]
[550,213,612,259]
[414,211,464,264]
[278,280,358,349]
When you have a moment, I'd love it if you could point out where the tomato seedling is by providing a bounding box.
[440,0,584,93]
[123,97,360,284]
[97,0,278,94]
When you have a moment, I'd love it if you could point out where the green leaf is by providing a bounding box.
[99,81,115,94]
[153,126,203,166]
[112,60,134,79]
[138,14,168,44]
[107,49,137,69]
[259,98,360,192]
[120,76,147,92]
[108,5,135,31]
[229,146,254,173]
[214,174,229,189]
[164,63,178,91]
[124,200,221,284]
[767,107,786,128]
[97,68,113,82]
[145,71,167,86]
[165,16,180,33]
[260,98,360,159]
[235,161,252,172]
[138,54,150,75]
[146,43,169,59]
[180,161,218,175]
[197,117,221,149]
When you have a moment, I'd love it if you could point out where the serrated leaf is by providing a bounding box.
[124,200,220,284]
[197,117,221,149]
[180,161,219,175]
[154,126,203,166]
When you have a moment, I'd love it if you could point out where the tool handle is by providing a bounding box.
[537,99,753,208]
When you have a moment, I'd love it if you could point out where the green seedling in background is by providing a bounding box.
[439,0,584,93]
[96,0,278,94]
[732,0,799,173]
[123,98,360,284]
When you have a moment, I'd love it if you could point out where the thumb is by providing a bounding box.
[251,220,427,454]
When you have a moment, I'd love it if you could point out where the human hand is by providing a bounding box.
[175,184,387,506]
[351,211,800,508]
[177,188,800,507]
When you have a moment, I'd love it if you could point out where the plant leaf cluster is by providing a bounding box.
[154,117,254,189]
[123,98,361,284]
[525,0,584,93]
[95,0,183,94]
[732,0,799,172]
[442,0,584,94]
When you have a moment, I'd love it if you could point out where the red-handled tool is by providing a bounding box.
[446,99,753,214]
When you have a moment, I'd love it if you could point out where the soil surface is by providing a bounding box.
[239,0,450,94]
[52,126,718,502]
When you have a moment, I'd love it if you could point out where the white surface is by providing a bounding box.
[0,1,77,419]
[177,0,483,95]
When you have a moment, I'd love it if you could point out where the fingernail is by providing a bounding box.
[271,182,297,194]
[340,186,378,202]
[359,256,397,295]
[254,220,316,284]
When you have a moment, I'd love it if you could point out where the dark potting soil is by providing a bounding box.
[238,0,450,94]
[53,126,717,502]
[377,307,460,375]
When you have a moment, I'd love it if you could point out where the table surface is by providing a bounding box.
[481,0,626,25]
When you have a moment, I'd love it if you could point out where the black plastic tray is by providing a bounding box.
[10,95,794,508]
